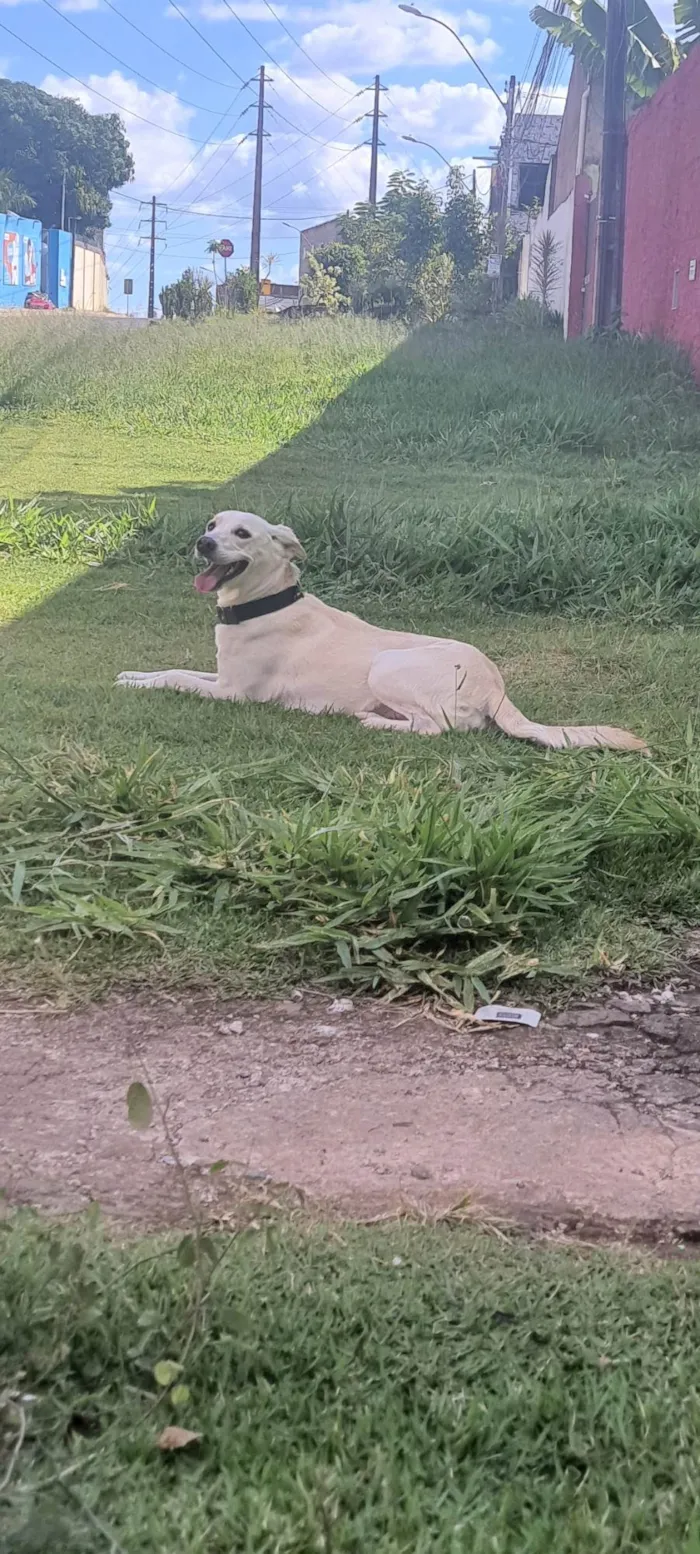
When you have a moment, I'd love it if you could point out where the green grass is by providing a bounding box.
[3,1213,700,1553]
[1,311,700,1000]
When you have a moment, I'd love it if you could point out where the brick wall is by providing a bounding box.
[622,48,700,376]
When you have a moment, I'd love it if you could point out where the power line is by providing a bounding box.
[39,0,236,116]
[267,140,366,209]
[100,0,238,90]
[106,92,254,272]
[213,0,359,120]
[0,18,218,140]
[266,100,350,145]
[260,0,350,91]
[166,0,248,85]
[162,90,363,239]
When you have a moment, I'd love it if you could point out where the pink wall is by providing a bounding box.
[622,48,700,376]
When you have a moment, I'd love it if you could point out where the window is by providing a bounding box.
[518,162,549,211]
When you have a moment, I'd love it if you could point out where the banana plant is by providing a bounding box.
[531,0,696,102]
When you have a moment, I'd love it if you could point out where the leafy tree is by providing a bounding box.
[0,168,35,215]
[301,252,347,312]
[312,165,490,318]
[413,252,455,322]
[0,78,133,239]
[206,239,221,286]
[381,170,442,271]
[160,268,213,321]
[310,242,366,308]
[225,266,258,313]
[442,165,489,279]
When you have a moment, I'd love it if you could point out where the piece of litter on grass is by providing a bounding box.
[156,1426,201,1451]
[392,1256,403,1267]
[329,997,354,1015]
[217,1019,244,1036]
[314,1024,338,1038]
[474,1005,541,1029]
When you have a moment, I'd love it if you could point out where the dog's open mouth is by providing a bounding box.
[194,557,249,594]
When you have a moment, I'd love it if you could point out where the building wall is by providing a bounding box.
[0,213,42,308]
[622,47,700,376]
[73,241,108,312]
[46,228,73,308]
[299,217,341,278]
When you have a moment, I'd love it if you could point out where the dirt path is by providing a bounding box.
[2,985,700,1241]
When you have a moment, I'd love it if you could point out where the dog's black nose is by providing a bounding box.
[196,533,216,556]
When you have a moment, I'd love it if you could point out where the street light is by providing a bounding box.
[401,133,452,169]
[397,4,506,109]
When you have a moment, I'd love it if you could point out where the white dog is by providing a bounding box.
[117,510,647,752]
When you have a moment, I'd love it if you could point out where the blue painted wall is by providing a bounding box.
[0,213,43,308]
[46,227,73,308]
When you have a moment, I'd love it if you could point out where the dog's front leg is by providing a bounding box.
[116,669,223,697]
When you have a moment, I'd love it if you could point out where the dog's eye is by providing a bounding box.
[206,521,216,532]
[234,527,251,539]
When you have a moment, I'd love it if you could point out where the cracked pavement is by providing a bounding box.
[2,984,700,1241]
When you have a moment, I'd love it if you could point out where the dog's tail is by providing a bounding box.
[491,696,649,753]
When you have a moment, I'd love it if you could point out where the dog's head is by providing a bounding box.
[193,511,306,597]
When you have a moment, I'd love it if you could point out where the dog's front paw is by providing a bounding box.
[117,671,157,688]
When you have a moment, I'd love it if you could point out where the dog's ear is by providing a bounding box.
[272,523,307,563]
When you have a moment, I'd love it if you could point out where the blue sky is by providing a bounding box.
[0,0,568,311]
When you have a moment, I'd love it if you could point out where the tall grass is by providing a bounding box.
[1,312,698,459]
[0,313,399,438]
[2,745,698,1003]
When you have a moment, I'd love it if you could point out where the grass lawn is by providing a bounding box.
[1,311,700,1003]
[3,314,700,1554]
[3,1213,700,1553]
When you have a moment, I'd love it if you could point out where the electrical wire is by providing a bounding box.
[39,0,238,116]
[166,0,248,85]
[100,0,238,90]
[0,18,221,139]
[260,0,350,92]
[106,94,254,271]
[212,0,360,120]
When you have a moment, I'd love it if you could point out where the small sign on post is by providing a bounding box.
[486,254,502,278]
[123,277,133,316]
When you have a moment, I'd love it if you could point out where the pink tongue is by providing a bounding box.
[194,569,221,594]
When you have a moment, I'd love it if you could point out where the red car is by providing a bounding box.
[24,292,56,310]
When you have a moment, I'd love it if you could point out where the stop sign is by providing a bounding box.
[218,238,234,259]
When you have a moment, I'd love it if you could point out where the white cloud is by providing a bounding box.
[293,2,499,73]
[384,78,504,149]
[58,0,101,11]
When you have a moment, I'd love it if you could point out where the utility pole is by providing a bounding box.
[493,74,516,305]
[368,75,382,207]
[594,0,628,329]
[250,65,266,283]
[139,198,166,319]
[147,195,157,321]
[60,170,67,231]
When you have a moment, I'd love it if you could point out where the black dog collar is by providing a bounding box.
[216,583,303,626]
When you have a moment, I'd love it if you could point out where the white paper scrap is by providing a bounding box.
[474,1005,541,1028]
